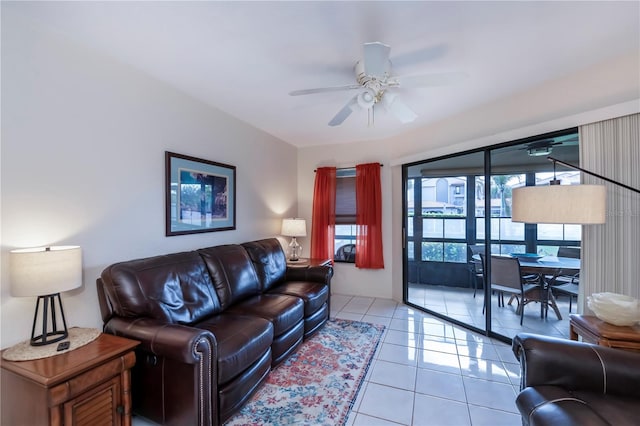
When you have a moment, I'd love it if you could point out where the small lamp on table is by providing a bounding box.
[9,245,82,346]
[281,218,307,261]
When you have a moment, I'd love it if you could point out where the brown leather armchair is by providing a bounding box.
[512,333,640,425]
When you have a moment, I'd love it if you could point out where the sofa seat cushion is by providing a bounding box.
[268,281,328,317]
[226,294,304,336]
[194,313,273,385]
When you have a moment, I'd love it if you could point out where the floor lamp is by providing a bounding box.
[512,156,639,224]
[512,157,640,322]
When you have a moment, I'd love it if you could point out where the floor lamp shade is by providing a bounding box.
[512,185,606,224]
[10,245,82,346]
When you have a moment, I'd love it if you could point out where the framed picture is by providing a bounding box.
[165,151,236,236]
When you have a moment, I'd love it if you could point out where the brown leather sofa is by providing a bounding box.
[512,333,640,426]
[96,238,332,426]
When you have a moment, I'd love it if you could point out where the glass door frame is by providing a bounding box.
[401,127,579,343]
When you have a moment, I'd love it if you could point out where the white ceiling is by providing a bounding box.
[7,1,639,148]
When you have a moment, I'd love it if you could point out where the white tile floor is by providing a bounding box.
[407,283,574,341]
[134,294,523,426]
[331,295,522,426]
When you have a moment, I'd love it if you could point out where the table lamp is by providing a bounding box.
[281,218,306,261]
[10,246,82,346]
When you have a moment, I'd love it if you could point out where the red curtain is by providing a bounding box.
[355,163,384,269]
[310,167,336,261]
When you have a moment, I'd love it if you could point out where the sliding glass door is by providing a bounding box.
[405,151,487,334]
[403,129,581,341]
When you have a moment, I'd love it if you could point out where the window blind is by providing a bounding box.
[335,176,356,224]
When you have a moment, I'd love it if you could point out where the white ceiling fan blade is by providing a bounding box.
[391,72,468,88]
[363,42,391,78]
[383,93,417,124]
[328,95,359,127]
[289,84,362,96]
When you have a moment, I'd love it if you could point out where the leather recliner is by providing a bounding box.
[96,238,332,426]
[512,333,640,426]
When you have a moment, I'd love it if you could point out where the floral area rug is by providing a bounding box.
[224,319,385,426]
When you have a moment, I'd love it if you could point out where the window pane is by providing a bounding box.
[498,244,526,255]
[490,218,500,239]
[489,174,525,217]
[407,241,414,261]
[422,242,443,261]
[476,218,485,239]
[565,225,581,240]
[499,218,524,240]
[474,176,485,217]
[421,176,466,216]
[407,180,415,217]
[335,239,354,248]
[407,219,414,237]
[335,224,354,236]
[423,218,443,238]
[444,218,466,238]
[334,225,356,262]
[444,243,466,262]
[538,224,564,240]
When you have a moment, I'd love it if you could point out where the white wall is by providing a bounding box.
[298,51,640,303]
[1,15,297,348]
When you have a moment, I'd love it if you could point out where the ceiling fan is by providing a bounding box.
[289,42,466,127]
[521,136,579,156]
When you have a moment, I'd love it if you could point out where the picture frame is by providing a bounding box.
[165,151,236,236]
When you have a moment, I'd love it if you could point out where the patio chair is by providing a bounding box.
[467,244,485,298]
[335,243,355,262]
[484,254,543,325]
[553,246,580,312]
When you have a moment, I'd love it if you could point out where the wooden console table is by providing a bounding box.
[569,314,640,352]
[1,333,139,425]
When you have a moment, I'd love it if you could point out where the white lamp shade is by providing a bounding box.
[512,185,606,224]
[281,218,307,237]
[10,246,83,297]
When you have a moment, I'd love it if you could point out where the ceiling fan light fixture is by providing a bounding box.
[527,146,553,157]
[357,89,376,109]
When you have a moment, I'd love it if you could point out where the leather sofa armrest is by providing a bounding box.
[285,265,333,283]
[513,333,640,397]
[105,317,217,365]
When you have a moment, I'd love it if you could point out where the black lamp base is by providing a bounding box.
[30,293,69,347]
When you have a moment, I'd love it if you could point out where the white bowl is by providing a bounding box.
[587,292,640,326]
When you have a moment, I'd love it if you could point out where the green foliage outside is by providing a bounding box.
[422,242,466,262]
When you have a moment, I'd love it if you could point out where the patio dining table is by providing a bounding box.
[515,255,581,320]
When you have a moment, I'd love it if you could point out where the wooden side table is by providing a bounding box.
[1,333,139,426]
[286,258,332,268]
[569,314,640,352]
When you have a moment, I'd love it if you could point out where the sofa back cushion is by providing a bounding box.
[241,238,287,292]
[100,251,222,324]
[198,244,262,309]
